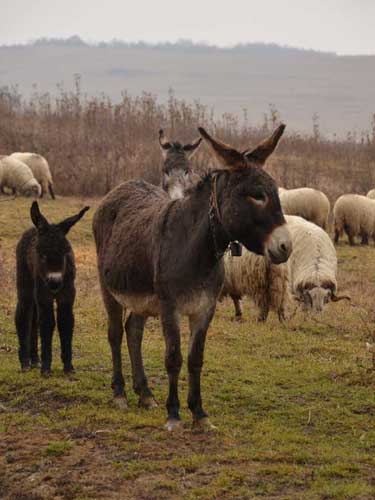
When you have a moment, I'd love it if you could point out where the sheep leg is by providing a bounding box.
[161,302,183,430]
[38,300,56,376]
[277,306,286,322]
[230,294,243,320]
[57,298,75,373]
[187,305,216,430]
[30,304,40,367]
[334,229,340,244]
[48,182,56,200]
[361,232,369,245]
[15,296,34,371]
[257,298,270,322]
[125,313,156,408]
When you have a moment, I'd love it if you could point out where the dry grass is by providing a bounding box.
[1,83,375,201]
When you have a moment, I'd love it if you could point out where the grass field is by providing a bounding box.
[1,197,375,499]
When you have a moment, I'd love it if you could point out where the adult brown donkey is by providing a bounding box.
[93,124,292,431]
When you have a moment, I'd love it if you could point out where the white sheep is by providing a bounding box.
[222,249,290,322]
[279,187,330,230]
[223,215,348,319]
[0,156,41,197]
[10,152,55,199]
[287,215,349,312]
[367,189,375,200]
[333,194,375,245]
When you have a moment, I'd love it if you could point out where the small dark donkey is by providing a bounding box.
[93,125,291,431]
[159,129,201,199]
[15,202,90,375]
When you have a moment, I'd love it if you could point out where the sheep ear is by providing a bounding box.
[243,124,286,166]
[198,127,246,169]
[183,137,202,158]
[58,206,90,235]
[159,129,172,159]
[30,201,49,232]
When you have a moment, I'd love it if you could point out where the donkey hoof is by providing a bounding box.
[165,419,183,432]
[114,397,128,410]
[64,366,75,375]
[232,315,244,323]
[192,417,217,432]
[139,395,158,409]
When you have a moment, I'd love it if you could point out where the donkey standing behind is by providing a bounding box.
[15,202,89,375]
[93,125,291,430]
[159,129,201,199]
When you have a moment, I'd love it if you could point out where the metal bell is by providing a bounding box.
[230,241,242,256]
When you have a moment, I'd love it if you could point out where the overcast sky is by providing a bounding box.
[1,0,374,55]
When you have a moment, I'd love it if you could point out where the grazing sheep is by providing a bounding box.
[158,130,201,199]
[0,156,41,197]
[222,250,290,322]
[10,152,55,199]
[287,215,349,312]
[367,189,375,200]
[15,202,89,374]
[333,194,375,245]
[224,214,348,319]
[279,187,330,229]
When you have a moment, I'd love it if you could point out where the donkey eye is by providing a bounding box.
[247,192,268,205]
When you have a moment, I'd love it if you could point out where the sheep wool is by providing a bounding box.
[223,249,290,321]
[10,152,55,199]
[286,215,338,312]
[279,187,330,230]
[333,194,375,245]
[0,156,41,197]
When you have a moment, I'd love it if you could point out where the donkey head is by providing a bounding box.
[159,129,201,199]
[30,202,90,293]
[199,125,291,264]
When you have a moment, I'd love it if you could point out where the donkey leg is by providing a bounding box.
[125,313,157,409]
[30,303,40,367]
[57,298,75,373]
[15,296,34,371]
[106,299,127,405]
[161,304,183,430]
[188,305,216,430]
[38,300,56,376]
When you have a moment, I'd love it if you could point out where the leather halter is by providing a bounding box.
[209,172,242,260]
[209,173,229,261]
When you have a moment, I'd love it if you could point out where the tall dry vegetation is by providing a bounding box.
[0,77,375,201]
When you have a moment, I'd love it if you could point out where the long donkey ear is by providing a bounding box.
[183,137,202,158]
[58,206,90,235]
[30,201,49,232]
[198,127,246,169]
[159,129,172,159]
[243,124,286,166]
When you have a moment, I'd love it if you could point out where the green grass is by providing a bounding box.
[1,197,375,499]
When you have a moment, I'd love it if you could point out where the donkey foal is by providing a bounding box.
[15,201,89,375]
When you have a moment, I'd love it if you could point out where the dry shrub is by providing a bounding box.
[0,79,375,201]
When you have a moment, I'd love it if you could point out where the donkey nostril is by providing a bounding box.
[280,243,287,252]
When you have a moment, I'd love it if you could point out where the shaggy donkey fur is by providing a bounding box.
[93,124,292,431]
[15,202,89,375]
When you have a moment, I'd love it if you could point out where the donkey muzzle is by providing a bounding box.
[265,224,292,264]
[46,272,63,292]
